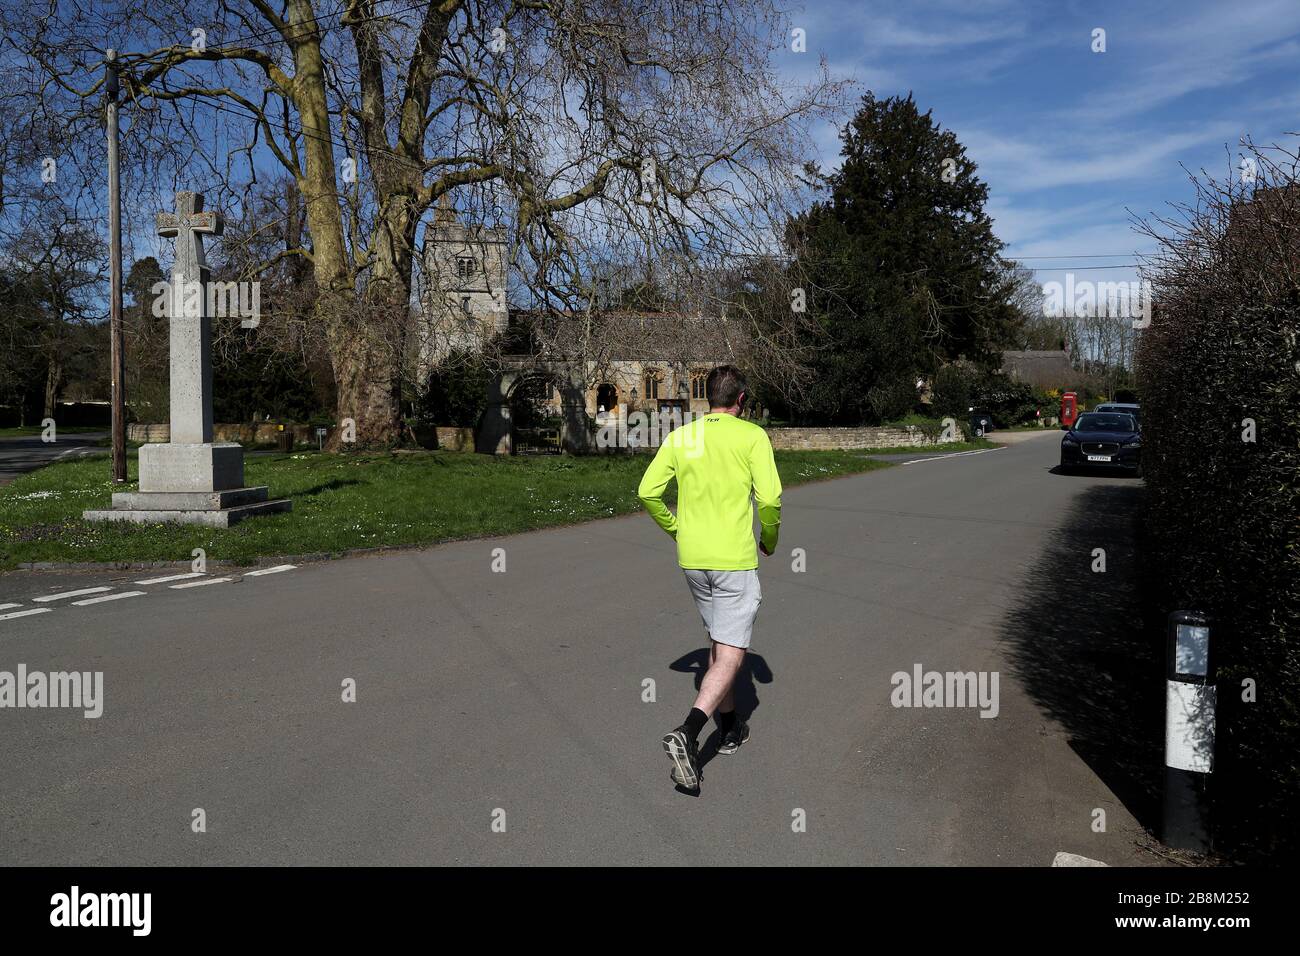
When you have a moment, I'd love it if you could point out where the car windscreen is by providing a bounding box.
[1075,413,1136,432]
[1096,406,1141,426]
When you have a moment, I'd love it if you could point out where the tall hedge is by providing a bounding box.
[1136,168,1300,860]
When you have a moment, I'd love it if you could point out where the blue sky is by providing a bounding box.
[107,0,1300,297]
[780,0,1300,289]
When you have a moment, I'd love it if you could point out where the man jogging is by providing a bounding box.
[637,365,781,791]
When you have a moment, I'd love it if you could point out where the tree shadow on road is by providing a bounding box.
[669,647,773,771]
[999,478,1163,834]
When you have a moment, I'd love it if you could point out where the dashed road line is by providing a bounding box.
[135,571,205,585]
[72,591,147,606]
[900,448,1003,466]
[0,608,53,622]
[32,587,112,603]
[243,564,296,577]
[3,564,296,622]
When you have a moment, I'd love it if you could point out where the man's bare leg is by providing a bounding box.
[664,640,746,789]
[693,640,744,715]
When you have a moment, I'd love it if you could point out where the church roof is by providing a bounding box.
[509,309,742,364]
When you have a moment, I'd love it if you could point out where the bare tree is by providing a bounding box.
[0,202,105,419]
[10,0,846,446]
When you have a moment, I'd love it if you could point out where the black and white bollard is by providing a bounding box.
[1163,610,1215,852]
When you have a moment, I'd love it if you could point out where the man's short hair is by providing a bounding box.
[706,365,747,408]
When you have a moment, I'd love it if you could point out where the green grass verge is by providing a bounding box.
[0,426,50,438]
[0,449,891,570]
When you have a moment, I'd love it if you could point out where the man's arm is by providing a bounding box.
[751,431,782,555]
[637,440,678,538]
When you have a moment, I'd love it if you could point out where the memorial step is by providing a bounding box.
[82,497,291,529]
[110,486,271,512]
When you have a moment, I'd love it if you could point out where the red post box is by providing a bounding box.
[1060,391,1079,429]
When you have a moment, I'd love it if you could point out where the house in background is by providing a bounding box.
[1000,349,1075,390]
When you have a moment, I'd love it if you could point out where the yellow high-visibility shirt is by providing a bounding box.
[637,412,782,570]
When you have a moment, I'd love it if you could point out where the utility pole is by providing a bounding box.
[106,49,126,483]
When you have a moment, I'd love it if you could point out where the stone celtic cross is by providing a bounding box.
[156,191,223,280]
[82,188,291,523]
[156,191,224,444]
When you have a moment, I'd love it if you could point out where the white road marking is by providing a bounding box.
[135,571,205,585]
[900,447,1004,465]
[72,591,146,606]
[53,445,98,459]
[243,564,296,577]
[0,603,21,611]
[0,608,53,622]
[170,577,232,589]
[32,587,112,603]
[1051,851,1108,867]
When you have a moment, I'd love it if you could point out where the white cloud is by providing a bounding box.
[1063,2,1300,123]
[961,122,1242,192]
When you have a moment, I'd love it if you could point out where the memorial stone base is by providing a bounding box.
[83,442,291,528]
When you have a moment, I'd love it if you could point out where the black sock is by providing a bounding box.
[682,707,708,740]
[718,710,737,734]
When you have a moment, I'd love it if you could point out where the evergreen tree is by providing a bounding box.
[794,93,1021,423]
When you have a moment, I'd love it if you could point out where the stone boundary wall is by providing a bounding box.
[766,426,959,451]
[129,422,951,453]
[127,423,171,443]
[435,426,475,452]
[128,423,322,446]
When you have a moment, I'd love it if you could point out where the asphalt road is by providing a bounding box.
[0,432,108,486]
[0,432,1164,866]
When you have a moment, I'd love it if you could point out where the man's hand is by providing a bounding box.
[759,541,773,556]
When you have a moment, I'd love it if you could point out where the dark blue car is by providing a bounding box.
[1060,412,1142,476]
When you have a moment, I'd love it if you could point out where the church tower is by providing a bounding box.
[420,194,508,372]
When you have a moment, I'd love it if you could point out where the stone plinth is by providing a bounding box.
[82,498,291,528]
[83,484,290,527]
[110,486,272,510]
[85,443,291,525]
[139,442,245,492]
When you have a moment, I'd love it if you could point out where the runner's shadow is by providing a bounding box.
[668,648,774,771]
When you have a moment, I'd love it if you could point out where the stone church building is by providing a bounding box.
[420,200,735,453]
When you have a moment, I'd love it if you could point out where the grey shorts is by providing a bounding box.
[682,569,762,649]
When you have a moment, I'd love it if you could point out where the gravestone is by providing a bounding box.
[84,191,291,528]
